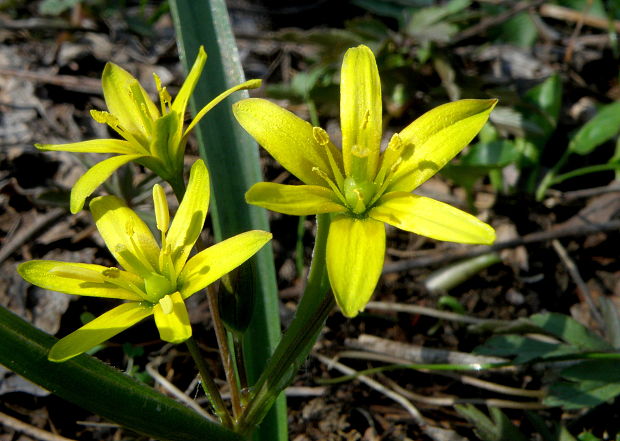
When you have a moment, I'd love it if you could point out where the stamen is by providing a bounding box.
[352,189,366,214]
[89,110,150,155]
[313,127,344,189]
[50,266,105,284]
[312,167,347,206]
[159,244,177,283]
[369,157,402,208]
[159,295,174,314]
[153,73,172,114]
[374,133,403,185]
[101,267,149,299]
[115,243,155,276]
[153,184,170,235]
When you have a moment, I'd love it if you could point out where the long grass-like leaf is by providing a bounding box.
[0,306,242,441]
[169,1,287,439]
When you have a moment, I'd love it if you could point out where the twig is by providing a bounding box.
[345,335,507,365]
[551,239,604,324]
[0,411,77,441]
[366,302,495,325]
[313,353,425,423]
[451,0,546,44]
[314,353,467,441]
[383,377,546,410]
[0,68,102,94]
[540,3,620,32]
[545,183,620,205]
[383,220,620,273]
[0,208,66,265]
[145,358,216,421]
[564,0,593,63]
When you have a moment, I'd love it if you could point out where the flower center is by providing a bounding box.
[343,176,377,215]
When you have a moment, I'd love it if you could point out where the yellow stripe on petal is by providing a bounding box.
[326,215,385,318]
[166,160,210,270]
[370,192,496,244]
[340,45,382,178]
[178,230,272,299]
[153,292,192,343]
[391,99,497,192]
[18,261,143,301]
[233,98,338,186]
[90,195,161,276]
[70,154,145,213]
[35,139,138,155]
[48,302,153,362]
[246,182,345,216]
[102,63,159,137]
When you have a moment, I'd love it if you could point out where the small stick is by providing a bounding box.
[146,358,216,421]
[0,411,76,441]
[540,3,620,32]
[383,220,620,273]
[551,239,603,324]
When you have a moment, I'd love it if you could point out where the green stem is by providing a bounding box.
[173,175,241,427]
[235,214,335,435]
[535,148,571,201]
[186,337,234,428]
[550,162,620,186]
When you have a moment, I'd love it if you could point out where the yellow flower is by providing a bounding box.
[233,45,497,317]
[36,47,260,213]
[18,160,271,361]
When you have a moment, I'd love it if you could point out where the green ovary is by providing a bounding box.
[343,176,378,215]
[144,272,176,303]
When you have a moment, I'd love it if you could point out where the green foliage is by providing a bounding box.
[475,312,620,411]
[455,405,528,441]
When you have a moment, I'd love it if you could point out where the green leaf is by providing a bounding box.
[460,140,520,167]
[530,313,613,352]
[455,404,528,441]
[568,101,620,155]
[545,360,620,409]
[474,334,580,364]
[169,1,287,440]
[0,306,242,441]
[494,12,538,48]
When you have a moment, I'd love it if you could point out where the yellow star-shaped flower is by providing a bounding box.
[36,47,260,213]
[18,160,271,361]
[233,45,497,317]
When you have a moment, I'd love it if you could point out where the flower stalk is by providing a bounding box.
[236,213,335,435]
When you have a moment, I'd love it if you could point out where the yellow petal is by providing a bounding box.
[102,62,159,137]
[18,261,143,300]
[178,230,272,299]
[390,99,497,192]
[370,192,495,244]
[70,154,145,213]
[90,195,161,276]
[326,215,385,317]
[340,45,382,178]
[35,139,138,154]
[166,160,210,270]
[246,182,345,215]
[153,292,192,343]
[233,98,339,186]
[171,46,207,115]
[48,302,153,362]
